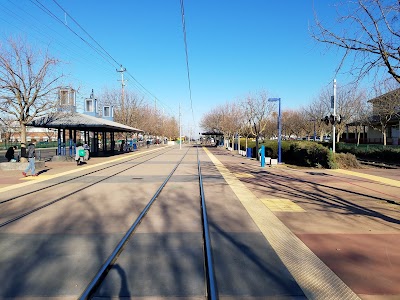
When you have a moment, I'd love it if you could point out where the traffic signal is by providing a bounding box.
[322,114,343,125]
[329,114,335,125]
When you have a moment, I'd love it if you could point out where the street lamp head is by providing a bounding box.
[268,98,281,102]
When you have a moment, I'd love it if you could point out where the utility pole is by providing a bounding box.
[188,123,191,145]
[116,65,127,111]
[179,103,182,150]
[332,79,337,153]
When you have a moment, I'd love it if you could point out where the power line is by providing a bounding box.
[51,0,120,68]
[47,0,176,115]
[1,0,114,78]
[179,0,195,125]
[4,0,177,117]
[30,0,117,69]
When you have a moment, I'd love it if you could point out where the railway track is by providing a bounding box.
[357,158,400,169]
[0,147,174,219]
[79,145,217,299]
[0,145,218,299]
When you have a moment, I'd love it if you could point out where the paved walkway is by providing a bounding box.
[209,147,400,300]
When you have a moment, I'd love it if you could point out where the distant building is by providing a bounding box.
[367,88,400,145]
[1,88,114,144]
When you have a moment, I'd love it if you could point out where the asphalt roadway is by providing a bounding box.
[0,144,399,299]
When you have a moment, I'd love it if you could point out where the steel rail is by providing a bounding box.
[357,158,400,169]
[197,146,218,299]
[0,147,173,205]
[79,146,191,299]
[0,147,174,227]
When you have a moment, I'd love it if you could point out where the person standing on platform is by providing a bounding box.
[75,142,85,165]
[83,142,90,160]
[22,141,37,176]
[5,146,16,162]
[20,143,27,162]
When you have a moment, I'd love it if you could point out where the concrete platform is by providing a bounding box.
[207,147,400,300]
[0,160,45,170]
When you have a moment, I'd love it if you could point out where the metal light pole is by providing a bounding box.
[332,79,337,153]
[179,103,182,150]
[268,98,282,163]
[309,119,316,141]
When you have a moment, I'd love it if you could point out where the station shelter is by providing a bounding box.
[200,131,224,146]
[29,112,143,158]
[25,88,144,159]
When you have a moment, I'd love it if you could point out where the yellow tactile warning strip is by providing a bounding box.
[332,169,400,188]
[0,146,168,193]
[261,198,305,212]
[21,175,53,181]
[233,172,255,178]
[203,147,360,300]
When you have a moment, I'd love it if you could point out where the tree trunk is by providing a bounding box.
[383,130,387,146]
[20,123,27,144]
[255,135,259,161]
[19,123,28,162]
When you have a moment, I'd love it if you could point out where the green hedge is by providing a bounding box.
[239,139,364,169]
[337,143,400,162]
[239,139,333,168]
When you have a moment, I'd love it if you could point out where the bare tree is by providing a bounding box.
[0,37,64,144]
[311,0,400,84]
[0,116,18,145]
[350,92,370,145]
[304,95,331,140]
[333,84,367,142]
[238,122,254,152]
[367,79,400,145]
[281,110,309,139]
[200,107,224,133]
[242,91,275,160]
[163,116,179,140]
[200,101,242,148]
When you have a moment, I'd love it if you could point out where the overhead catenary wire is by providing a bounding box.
[1,0,114,78]
[30,0,118,70]
[179,0,196,126]
[2,0,178,117]
[51,0,120,68]
[51,0,177,116]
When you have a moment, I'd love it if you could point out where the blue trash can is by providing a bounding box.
[246,148,252,158]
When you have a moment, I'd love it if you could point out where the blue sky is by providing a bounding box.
[0,0,348,136]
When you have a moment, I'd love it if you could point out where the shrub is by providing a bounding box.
[326,149,338,169]
[334,152,361,169]
[283,141,330,167]
[337,143,400,163]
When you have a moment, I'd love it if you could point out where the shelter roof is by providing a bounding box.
[201,131,224,136]
[368,88,400,103]
[28,112,143,133]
